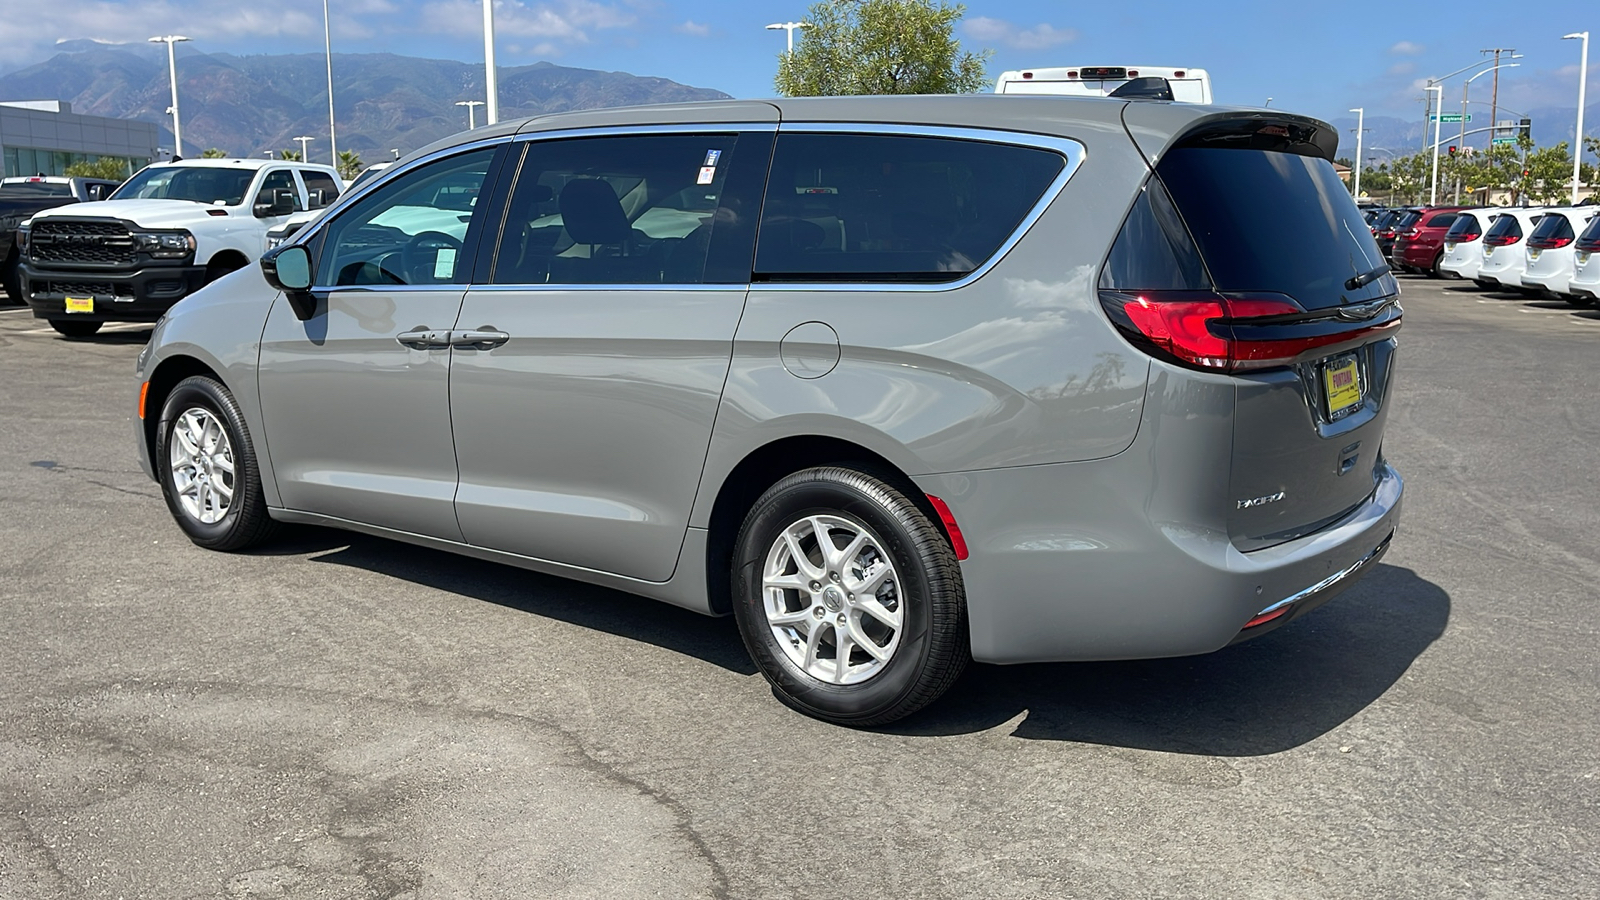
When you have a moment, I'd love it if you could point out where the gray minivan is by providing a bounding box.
[134,96,1403,725]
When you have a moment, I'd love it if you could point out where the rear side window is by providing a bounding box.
[1425,212,1458,230]
[1155,147,1391,308]
[753,133,1064,282]
[301,170,341,206]
[1444,215,1482,241]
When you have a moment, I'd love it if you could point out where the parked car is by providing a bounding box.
[15,158,341,336]
[1391,206,1465,276]
[1477,207,1550,291]
[1567,213,1600,302]
[1520,207,1600,304]
[132,96,1402,725]
[1439,208,1502,284]
[1375,208,1420,260]
[0,175,122,302]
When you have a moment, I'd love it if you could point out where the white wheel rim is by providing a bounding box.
[168,407,236,525]
[762,514,903,685]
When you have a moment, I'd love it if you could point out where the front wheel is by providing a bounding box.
[49,319,102,338]
[731,466,969,726]
[156,375,279,551]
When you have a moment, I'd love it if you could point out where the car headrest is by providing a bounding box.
[560,178,631,245]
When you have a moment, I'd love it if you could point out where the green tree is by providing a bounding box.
[279,150,303,162]
[200,148,228,158]
[336,149,364,181]
[1520,141,1573,205]
[775,0,990,97]
[63,157,130,180]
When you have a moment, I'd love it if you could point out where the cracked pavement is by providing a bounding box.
[0,280,1597,898]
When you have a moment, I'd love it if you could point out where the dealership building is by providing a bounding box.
[1,100,158,178]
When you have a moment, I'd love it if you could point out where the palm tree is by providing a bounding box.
[336,150,364,181]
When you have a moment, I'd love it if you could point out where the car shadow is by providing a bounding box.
[296,531,760,676]
[286,526,1445,753]
[888,563,1449,755]
[66,328,153,345]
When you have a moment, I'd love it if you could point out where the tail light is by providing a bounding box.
[1399,229,1419,241]
[1528,236,1573,250]
[1484,233,1521,247]
[1450,228,1482,243]
[1102,291,1401,374]
[1577,237,1600,253]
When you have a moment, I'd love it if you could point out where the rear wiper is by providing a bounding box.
[1345,264,1390,291]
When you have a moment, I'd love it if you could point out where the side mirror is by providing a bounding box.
[306,188,335,210]
[254,187,297,218]
[260,245,318,321]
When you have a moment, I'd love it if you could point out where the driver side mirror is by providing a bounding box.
[254,187,297,218]
[306,188,334,210]
[261,244,319,320]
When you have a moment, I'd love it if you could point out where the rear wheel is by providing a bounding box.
[49,319,102,338]
[156,375,279,551]
[731,466,968,726]
[1430,252,1444,278]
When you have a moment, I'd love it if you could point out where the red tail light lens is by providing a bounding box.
[1528,237,1573,250]
[1484,233,1521,247]
[1113,293,1400,373]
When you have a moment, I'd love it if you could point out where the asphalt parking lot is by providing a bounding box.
[2,277,1597,899]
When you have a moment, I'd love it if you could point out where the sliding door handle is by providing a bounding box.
[450,328,510,350]
[396,328,450,349]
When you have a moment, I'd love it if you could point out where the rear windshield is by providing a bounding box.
[1373,210,1402,231]
[1424,212,1458,230]
[1579,215,1600,244]
[1444,215,1483,241]
[1529,214,1575,243]
[0,183,71,198]
[1485,215,1522,241]
[1155,147,1392,307]
[1393,210,1422,230]
[111,166,257,205]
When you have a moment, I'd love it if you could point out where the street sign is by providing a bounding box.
[1492,137,1518,145]
[1430,113,1471,123]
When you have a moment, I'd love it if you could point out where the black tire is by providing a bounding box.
[49,319,102,338]
[1,253,21,305]
[1429,252,1444,278]
[731,466,968,726]
[155,375,279,551]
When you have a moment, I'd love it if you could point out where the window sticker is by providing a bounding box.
[433,247,457,280]
[697,166,717,185]
[704,149,722,167]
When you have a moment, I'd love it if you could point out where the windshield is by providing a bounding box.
[111,166,257,205]
[0,183,72,198]
[1156,147,1393,309]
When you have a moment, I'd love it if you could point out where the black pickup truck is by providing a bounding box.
[1,176,121,302]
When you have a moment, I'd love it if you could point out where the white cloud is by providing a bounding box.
[419,0,634,44]
[674,20,710,38]
[1389,41,1425,56]
[963,17,1076,51]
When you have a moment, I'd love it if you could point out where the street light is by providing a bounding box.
[1457,63,1520,202]
[483,0,499,125]
[148,36,191,157]
[323,0,338,166]
[1263,97,1273,107]
[1426,84,1444,205]
[455,100,486,130]
[1349,107,1365,199]
[1564,31,1590,205]
[1424,55,1522,155]
[293,135,314,161]
[766,21,811,53]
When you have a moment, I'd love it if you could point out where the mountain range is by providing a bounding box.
[0,41,731,163]
[1329,107,1598,168]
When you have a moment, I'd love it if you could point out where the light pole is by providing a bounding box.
[483,0,499,125]
[1458,63,1521,202]
[455,100,485,130]
[1564,32,1589,205]
[1264,97,1273,107]
[323,0,338,166]
[765,21,811,53]
[1349,107,1365,199]
[148,36,191,157]
[293,135,314,161]
[1426,84,1444,205]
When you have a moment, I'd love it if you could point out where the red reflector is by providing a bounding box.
[1067,71,1077,78]
[1127,70,1139,77]
[1244,605,1290,629]
[926,495,969,561]
[138,381,149,419]
[1173,70,1186,78]
[1022,71,1033,79]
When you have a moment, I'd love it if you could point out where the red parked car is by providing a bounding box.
[1392,207,1467,277]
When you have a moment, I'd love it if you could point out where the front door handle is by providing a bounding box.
[396,328,451,349]
[450,328,510,350]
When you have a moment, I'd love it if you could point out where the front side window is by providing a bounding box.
[257,170,303,212]
[112,166,256,205]
[753,133,1065,282]
[491,133,743,286]
[316,148,496,287]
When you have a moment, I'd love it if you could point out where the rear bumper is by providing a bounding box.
[1520,269,1572,295]
[19,261,207,322]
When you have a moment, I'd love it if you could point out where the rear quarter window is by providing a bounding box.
[753,133,1065,282]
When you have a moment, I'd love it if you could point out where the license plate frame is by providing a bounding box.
[1321,354,1364,422]
[64,296,94,314]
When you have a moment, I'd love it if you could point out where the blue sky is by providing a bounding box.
[5,0,1595,127]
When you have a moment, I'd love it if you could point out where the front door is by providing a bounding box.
[449,130,769,581]
[257,146,502,540]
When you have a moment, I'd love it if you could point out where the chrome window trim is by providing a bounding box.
[469,283,749,293]
[755,123,1086,293]
[512,122,779,143]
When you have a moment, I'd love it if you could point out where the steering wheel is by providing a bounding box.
[401,231,465,285]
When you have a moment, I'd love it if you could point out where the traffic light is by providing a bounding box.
[1448,145,1457,157]
[1519,118,1532,135]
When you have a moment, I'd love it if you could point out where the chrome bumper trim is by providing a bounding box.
[1249,529,1394,620]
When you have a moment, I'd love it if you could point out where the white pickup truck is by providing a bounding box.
[16,158,342,336]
